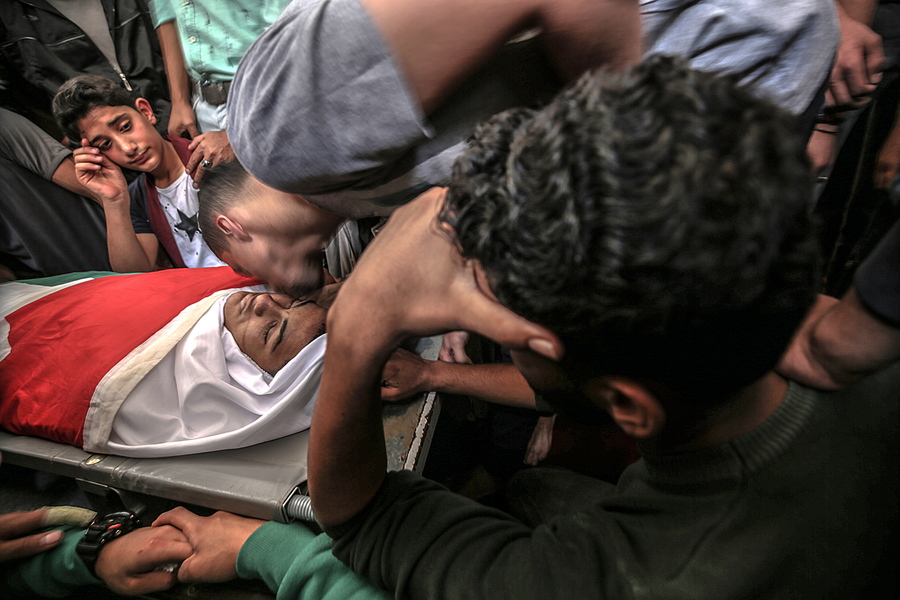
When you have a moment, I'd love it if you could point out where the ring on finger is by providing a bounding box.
[201,159,213,168]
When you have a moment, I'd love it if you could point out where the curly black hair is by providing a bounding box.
[52,75,138,143]
[444,56,820,405]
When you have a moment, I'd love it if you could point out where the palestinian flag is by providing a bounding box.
[0,267,258,447]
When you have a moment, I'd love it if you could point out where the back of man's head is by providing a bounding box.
[52,75,137,142]
[198,161,254,256]
[445,56,819,410]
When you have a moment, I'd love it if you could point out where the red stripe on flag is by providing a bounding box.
[0,268,258,446]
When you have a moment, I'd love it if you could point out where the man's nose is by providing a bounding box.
[252,294,281,315]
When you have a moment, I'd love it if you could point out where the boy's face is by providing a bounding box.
[77,98,166,173]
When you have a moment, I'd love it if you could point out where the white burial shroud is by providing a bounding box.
[86,290,325,457]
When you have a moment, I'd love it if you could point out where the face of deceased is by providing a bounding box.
[223,292,327,374]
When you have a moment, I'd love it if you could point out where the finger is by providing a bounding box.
[829,77,854,108]
[0,530,64,561]
[73,146,103,163]
[835,63,875,108]
[73,148,102,161]
[864,43,885,85]
[176,555,203,583]
[152,506,196,532]
[74,156,104,169]
[193,165,206,187]
[75,163,102,174]
[185,150,204,174]
[187,122,201,139]
[130,540,193,572]
[119,570,181,595]
[456,291,562,360]
[176,553,232,584]
[840,55,873,99]
[0,509,50,538]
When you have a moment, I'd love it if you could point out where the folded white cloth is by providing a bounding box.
[104,292,326,457]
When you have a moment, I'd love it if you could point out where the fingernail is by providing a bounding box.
[528,338,560,360]
[41,530,63,547]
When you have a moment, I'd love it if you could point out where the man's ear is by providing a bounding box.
[216,214,251,242]
[134,98,157,125]
[587,377,665,439]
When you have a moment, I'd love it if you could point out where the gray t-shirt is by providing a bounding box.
[641,0,838,115]
[229,0,838,219]
[0,108,71,179]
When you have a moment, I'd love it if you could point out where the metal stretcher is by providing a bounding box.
[0,337,441,523]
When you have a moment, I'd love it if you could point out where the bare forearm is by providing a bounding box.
[309,325,395,527]
[103,205,154,272]
[836,0,877,25]
[360,0,639,114]
[429,361,535,408]
[157,22,192,107]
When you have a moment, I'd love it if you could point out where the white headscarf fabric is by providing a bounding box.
[105,293,326,457]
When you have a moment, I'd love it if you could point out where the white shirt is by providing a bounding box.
[156,171,225,268]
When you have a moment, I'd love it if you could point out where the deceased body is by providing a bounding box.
[0,268,327,457]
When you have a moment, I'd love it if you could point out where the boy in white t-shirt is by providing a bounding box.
[52,75,226,272]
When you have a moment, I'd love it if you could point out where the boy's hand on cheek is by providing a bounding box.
[72,140,129,206]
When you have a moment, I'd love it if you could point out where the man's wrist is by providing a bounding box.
[75,511,141,577]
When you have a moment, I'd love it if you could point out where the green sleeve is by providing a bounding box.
[236,522,390,600]
[149,0,176,27]
[3,528,101,598]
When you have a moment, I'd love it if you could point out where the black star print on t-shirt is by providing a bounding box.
[174,209,200,241]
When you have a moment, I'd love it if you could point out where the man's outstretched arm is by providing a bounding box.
[156,21,200,140]
[360,0,641,114]
[381,349,537,408]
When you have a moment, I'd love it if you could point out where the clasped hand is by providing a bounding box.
[1,507,262,596]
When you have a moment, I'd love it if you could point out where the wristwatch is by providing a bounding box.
[75,511,141,577]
